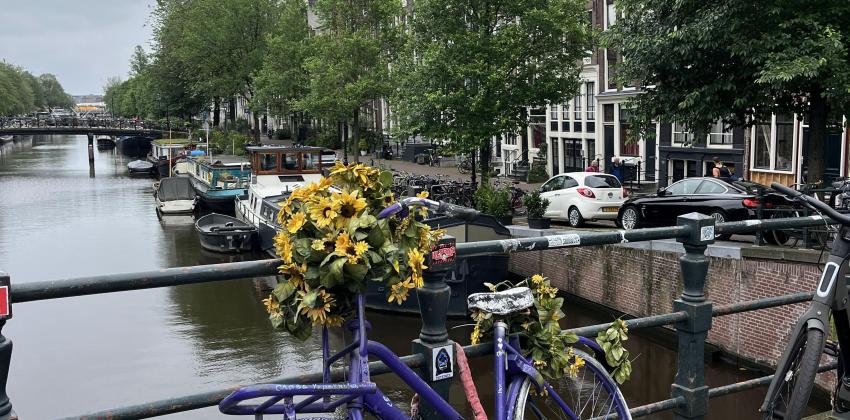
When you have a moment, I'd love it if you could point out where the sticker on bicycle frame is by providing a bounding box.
[547,234,580,248]
[0,286,9,318]
[700,226,714,241]
[430,243,455,266]
[432,345,454,381]
[817,262,839,298]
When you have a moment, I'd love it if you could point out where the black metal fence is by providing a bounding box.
[0,213,837,420]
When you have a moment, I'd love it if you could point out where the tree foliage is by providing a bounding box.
[608,0,850,182]
[392,0,593,182]
[0,62,73,116]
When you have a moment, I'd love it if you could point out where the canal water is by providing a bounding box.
[0,135,780,418]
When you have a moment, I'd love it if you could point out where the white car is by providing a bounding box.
[539,172,627,227]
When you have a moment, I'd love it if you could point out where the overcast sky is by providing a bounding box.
[0,0,156,95]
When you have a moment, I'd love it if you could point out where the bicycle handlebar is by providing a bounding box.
[771,182,850,226]
[377,197,480,221]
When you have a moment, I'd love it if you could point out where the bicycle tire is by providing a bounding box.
[511,348,631,420]
[762,327,825,420]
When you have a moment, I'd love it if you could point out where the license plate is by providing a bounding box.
[602,207,618,212]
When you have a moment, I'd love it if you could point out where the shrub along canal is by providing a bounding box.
[0,134,820,418]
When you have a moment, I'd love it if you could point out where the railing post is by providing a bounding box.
[412,235,456,420]
[0,271,16,420]
[672,213,714,420]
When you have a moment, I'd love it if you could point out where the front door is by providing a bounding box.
[801,124,843,184]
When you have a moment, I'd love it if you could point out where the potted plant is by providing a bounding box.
[523,190,551,229]
[358,139,369,156]
[475,185,514,226]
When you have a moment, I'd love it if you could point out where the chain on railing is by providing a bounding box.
[0,214,839,420]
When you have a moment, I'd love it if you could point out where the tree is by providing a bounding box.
[296,0,401,162]
[38,74,74,109]
[393,0,593,185]
[254,0,312,131]
[608,0,850,183]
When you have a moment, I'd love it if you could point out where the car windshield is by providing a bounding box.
[585,175,621,188]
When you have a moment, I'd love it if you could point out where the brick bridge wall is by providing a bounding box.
[510,244,822,367]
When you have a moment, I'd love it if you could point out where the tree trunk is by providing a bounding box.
[479,140,491,184]
[807,87,828,185]
[470,151,477,190]
[252,112,261,144]
[229,98,236,123]
[340,121,348,165]
[213,97,220,127]
[353,109,361,164]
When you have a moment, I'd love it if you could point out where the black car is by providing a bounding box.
[617,177,792,239]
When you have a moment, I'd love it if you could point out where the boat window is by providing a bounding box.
[302,152,319,170]
[260,153,278,171]
[284,154,299,171]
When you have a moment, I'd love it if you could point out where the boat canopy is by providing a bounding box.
[246,145,325,175]
[157,177,196,201]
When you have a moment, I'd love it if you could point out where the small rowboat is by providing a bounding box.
[195,213,257,253]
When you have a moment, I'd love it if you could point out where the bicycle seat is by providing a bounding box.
[468,287,534,315]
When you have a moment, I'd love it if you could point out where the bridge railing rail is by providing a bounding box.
[0,213,836,420]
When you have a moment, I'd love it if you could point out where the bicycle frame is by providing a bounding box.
[760,225,850,414]
[219,294,598,419]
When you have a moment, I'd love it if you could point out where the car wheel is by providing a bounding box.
[710,210,732,240]
[567,206,585,228]
[619,206,640,230]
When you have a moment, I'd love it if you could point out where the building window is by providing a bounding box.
[753,123,771,169]
[708,120,733,144]
[587,122,595,133]
[672,122,693,145]
[551,138,560,175]
[775,115,794,170]
[603,104,615,123]
[550,105,558,121]
[562,102,569,121]
[586,82,595,121]
[573,90,583,121]
[605,0,616,29]
[620,107,639,156]
[574,122,582,132]
[562,121,570,132]
[606,49,618,90]
[505,134,516,146]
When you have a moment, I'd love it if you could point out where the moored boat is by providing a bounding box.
[364,213,512,316]
[185,154,251,214]
[116,135,153,158]
[148,139,203,178]
[96,135,116,150]
[0,135,13,144]
[195,213,257,253]
[234,145,326,254]
[154,177,197,217]
[128,159,155,175]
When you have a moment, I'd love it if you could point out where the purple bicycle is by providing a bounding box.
[219,198,631,419]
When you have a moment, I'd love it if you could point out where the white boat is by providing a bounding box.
[0,135,13,143]
[235,145,326,255]
[154,177,197,217]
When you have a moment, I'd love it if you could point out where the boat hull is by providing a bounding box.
[195,213,257,253]
[156,199,196,215]
[117,136,153,158]
[188,176,243,214]
[97,139,116,150]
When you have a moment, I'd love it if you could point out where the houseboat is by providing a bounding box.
[234,145,325,255]
[96,135,116,150]
[148,139,203,178]
[185,154,251,213]
[116,135,154,158]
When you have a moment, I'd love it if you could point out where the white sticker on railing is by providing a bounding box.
[700,226,715,241]
[547,234,581,248]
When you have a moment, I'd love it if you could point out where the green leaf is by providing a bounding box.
[272,281,297,302]
[344,262,369,282]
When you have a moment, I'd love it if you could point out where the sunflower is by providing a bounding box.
[311,239,326,251]
[286,212,307,234]
[415,191,430,217]
[297,288,335,325]
[275,232,294,264]
[387,278,415,305]
[567,355,585,377]
[353,241,369,258]
[262,295,280,315]
[334,190,367,220]
[531,274,545,285]
[308,196,339,229]
[470,322,482,344]
[334,232,353,256]
[407,248,427,287]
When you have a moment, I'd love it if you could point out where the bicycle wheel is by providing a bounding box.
[511,348,631,419]
[762,327,825,419]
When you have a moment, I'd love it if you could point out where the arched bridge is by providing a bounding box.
[0,127,162,137]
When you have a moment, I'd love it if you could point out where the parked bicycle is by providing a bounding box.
[458,153,473,174]
[760,182,850,419]
[219,197,631,419]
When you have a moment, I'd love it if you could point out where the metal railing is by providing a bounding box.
[0,213,837,420]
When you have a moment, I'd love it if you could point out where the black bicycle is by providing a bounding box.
[761,182,850,419]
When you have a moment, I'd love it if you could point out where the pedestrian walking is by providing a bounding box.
[711,157,732,181]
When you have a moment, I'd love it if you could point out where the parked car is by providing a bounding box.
[617,177,794,240]
[539,172,627,227]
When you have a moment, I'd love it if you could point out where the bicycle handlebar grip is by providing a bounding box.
[438,202,479,221]
[770,182,803,198]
